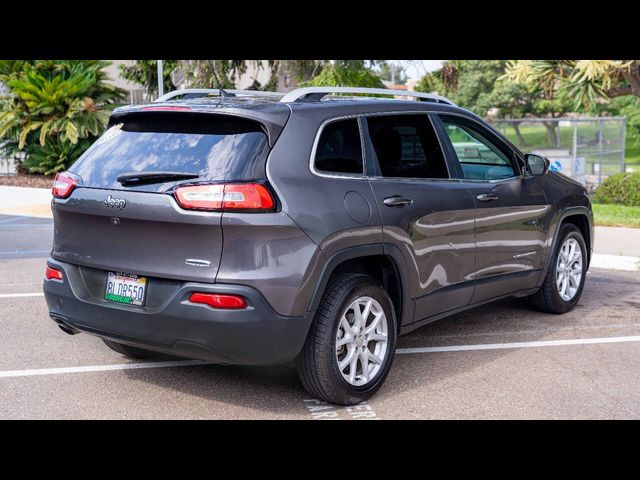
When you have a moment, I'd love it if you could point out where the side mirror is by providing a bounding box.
[525,154,550,176]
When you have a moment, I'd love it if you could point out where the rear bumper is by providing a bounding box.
[43,258,314,365]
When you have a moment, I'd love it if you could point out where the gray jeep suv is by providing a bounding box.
[43,87,593,405]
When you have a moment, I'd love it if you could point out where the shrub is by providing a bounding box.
[593,172,640,206]
[0,60,124,174]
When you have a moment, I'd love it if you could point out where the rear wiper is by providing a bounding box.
[117,171,199,185]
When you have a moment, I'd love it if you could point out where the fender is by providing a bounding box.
[306,243,414,327]
[537,205,594,287]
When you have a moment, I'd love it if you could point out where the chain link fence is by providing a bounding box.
[492,117,626,191]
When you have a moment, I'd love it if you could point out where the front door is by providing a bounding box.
[364,113,477,323]
[436,114,549,303]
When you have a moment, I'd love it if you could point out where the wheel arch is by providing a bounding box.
[538,206,594,286]
[561,213,592,265]
[307,244,413,330]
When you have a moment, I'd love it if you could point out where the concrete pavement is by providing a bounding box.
[0,186,52,218]
[1,257,639,419]
[594,226,640,257]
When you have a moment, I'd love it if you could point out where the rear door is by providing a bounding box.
[52,111,272,283]
[435,114,549,302]
[364,113,477,323]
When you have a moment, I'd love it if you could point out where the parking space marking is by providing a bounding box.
[0,293,44,298]
[303,399,379,420]
[396,335,640,355]
[0,249,50,256]
[0,216,28,224]
[2,334,639,381]
[0,359,211,379]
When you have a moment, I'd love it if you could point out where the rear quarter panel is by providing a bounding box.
[260,107,385,316]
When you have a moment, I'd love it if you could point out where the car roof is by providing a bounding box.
[110,95,485,146]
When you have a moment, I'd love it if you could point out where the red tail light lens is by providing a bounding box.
[189,293,247,309]
[45,266,63,281]
[52,172,78,199]
[174,183,275,212]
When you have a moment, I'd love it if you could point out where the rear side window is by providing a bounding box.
[314,118,364,175]
[366,115,448,179]
[69,112,270,192]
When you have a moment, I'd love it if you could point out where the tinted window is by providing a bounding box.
[367,115,448,179]
[314,119,364,175]
[440,117,517,180]
[69,112,270,192]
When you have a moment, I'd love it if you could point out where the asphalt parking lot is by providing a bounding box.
[1,214,639,419]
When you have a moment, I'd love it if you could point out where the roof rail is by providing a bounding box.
[279,87,456,105]
[155,88,284,102]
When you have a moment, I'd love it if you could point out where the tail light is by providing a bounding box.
[174,183,275,212]
[52,172,79,199]
[189,292,247,309]
[45,266,63,281]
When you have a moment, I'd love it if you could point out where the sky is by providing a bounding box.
[392,60,444,80]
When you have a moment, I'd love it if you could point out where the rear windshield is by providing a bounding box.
[69,112,270,192]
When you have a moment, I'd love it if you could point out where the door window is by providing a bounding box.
[439,117,517,180]
[367,115,449,179]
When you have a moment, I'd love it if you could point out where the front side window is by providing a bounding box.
[439,116,517,180]
[314,118,364,175]
[366,115,448,179]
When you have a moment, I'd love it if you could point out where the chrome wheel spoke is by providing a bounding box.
[340,317,355,337]
[360,298,372,327]
[369,332,387,342]
[336,335,351,349]
[359,351,370,383]
[352,305,364,331]
[367,350,383,365]
[363,312,382,336]
[339,345,356,371]
[348,355,358,384]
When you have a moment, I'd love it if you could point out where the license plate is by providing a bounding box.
[104,272,147,306]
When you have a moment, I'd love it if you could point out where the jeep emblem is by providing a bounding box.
[104,195,126,210]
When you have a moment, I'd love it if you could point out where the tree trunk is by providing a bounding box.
[543,121,559,148]
[511,122,528,148]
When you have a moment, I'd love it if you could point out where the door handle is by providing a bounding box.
[383,196,413,207]
[476,193,499,202]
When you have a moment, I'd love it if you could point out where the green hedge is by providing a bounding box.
[593,172,640,207]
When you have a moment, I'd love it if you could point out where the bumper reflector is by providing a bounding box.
[189,292,247,309]
[45,266,63,281]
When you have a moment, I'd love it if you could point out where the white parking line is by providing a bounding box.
[0,293,44,298]
[303,399,379,420]
[0,359,211,379]
[396,335,640,355]
[1,335,640,380]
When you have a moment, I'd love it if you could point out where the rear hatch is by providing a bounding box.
[52,110,276,283]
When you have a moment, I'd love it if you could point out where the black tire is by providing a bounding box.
[102,339,156,359]
[297,273,397,405]
[529,223,588,314]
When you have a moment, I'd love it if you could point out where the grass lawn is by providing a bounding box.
[625,143,640,168]
[593,203,640,228]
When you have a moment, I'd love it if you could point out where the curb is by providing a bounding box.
[591,253,640,272]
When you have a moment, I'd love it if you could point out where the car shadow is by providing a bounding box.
[122,269,640,416]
